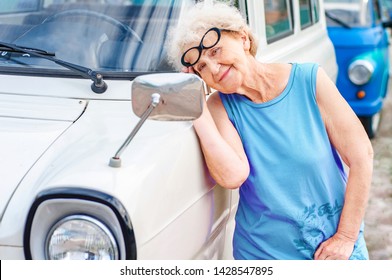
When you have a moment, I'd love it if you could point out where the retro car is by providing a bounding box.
[0,0,336,260]
[325,0,392,138]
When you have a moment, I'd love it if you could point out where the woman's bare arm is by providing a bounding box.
[193,92,250,189]
[314,67,373,260]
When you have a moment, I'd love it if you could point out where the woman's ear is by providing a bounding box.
[240,29,251,51]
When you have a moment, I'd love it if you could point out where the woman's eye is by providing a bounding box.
[197,63,206,72]
[211,47,220,56]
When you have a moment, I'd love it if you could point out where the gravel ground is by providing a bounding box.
[364,88,392,260]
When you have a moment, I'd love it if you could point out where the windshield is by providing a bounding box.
[324,0,372,27]
[0,0,195,76]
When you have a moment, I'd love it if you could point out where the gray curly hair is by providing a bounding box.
[166,1,258,70]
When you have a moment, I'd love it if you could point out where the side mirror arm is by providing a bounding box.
[108,93,161,168]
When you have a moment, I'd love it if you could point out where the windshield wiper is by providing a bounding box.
[0,41,107,93]
[325,11,352,29]
[0,44,55,56]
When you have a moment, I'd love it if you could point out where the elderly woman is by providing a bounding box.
[167,1,373,260]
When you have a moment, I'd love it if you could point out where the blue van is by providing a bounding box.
[325,0,392,138]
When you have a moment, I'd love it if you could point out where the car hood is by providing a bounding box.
[0,95,207,250]
[327,26,385,48]
[0,94,87,216]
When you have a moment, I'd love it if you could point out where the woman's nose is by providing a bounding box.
[206,59,220,75]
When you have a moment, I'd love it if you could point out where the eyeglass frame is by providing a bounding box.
[180,27,223,68]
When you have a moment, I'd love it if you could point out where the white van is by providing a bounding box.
[249,0,338,81]
[0,0,336,260]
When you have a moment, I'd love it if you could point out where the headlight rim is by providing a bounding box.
[45,214,119,260]
[24,187,137,260]
[348,59,375,86]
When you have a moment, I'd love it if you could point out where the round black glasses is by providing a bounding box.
[181,27,221,67]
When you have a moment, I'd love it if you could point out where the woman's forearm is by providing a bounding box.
[337,151,373,241]
[193,105,249,189]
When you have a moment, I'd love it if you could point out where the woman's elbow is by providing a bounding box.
[346,140,374,171]
[219,165,250,189]
[367,142,374,161]
[361,138,374,166]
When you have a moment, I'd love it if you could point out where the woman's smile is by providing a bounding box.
[218,66,232,82]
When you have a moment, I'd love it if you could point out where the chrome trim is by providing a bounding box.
[45,214,119,260]
[348,59,374,85]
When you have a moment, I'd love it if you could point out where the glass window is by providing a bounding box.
[312,0,320,23]
[0,0,194,74]
[216,0,248,23]
[380,0,392,20]
[0,0,40,14]
[300,0,312,28]
[373,0,382,23]
[300,0,320,29]
[325,0,372,27]
[264,0,293,43]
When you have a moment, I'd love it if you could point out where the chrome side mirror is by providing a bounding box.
[132,72,204,120]
[109,73,204,167]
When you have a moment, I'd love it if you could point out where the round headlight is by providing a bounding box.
[45,215,119,260]
[348,60,374,85]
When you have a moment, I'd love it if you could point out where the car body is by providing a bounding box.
[325,0,392,138]
[0,0,336,260]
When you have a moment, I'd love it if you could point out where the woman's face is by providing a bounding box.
[183,30,250,93]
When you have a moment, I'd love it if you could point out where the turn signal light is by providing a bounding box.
[356,90,366,99]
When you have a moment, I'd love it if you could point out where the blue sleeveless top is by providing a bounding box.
[219,63,368,260]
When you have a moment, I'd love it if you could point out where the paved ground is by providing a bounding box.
[364,89,392,260]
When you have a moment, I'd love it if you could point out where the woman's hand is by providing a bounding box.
[182,66,200,77]
[182,66,194,73]
[314,232,356,260]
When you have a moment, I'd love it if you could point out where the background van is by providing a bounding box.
[325,0,392,138]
